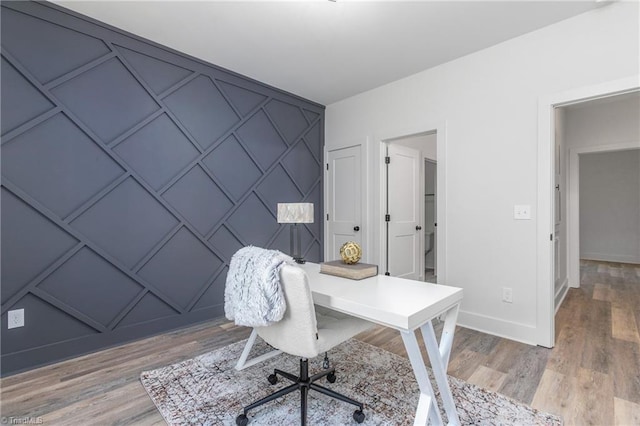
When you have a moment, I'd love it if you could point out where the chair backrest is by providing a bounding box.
[254,264,320,359]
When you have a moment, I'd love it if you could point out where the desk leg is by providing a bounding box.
[420,303,461,426]
[235,329,282,371]
[400,330,443,426]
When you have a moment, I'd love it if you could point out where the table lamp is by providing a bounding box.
[277,203,314,264]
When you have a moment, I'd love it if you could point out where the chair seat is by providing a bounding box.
[315,307,373,355]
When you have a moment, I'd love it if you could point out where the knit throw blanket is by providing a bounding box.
[224,246,291,327]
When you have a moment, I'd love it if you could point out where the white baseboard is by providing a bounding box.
[456,310,538,346]
[581,252,640,264]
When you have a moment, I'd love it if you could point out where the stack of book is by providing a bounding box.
[319,260,378,280]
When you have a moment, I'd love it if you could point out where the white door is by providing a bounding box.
[326,146,362,261]
[387,144,421,279]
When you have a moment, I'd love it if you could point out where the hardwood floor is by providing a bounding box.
[1,260,638,425]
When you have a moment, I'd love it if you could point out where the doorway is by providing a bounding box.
[383,132,437,281]
[538,78,639,347]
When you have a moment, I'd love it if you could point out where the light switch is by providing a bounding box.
[514,205,531,220]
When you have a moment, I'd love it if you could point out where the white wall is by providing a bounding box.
[579,150,640,263]
[325,2,639,344]
[392,133,437,161]
[564,93,640,150]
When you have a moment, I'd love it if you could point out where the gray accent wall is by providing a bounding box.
[1,1,324,375]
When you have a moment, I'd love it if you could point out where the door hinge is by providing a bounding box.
[550,234,553,241]
[326,163,329,170]
[385,156,390,164]
[385,214,390,222]
[326,214,329,221]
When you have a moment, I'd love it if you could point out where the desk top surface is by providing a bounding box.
[300,263,463,331]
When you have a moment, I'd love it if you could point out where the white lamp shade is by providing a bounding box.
[277,203,314,223]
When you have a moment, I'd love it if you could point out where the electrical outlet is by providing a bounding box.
[502,288,513,303]
[514,205,531,220]
[8,309,24,329]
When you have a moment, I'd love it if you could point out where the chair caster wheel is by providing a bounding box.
[326,372,336,383]
[268,374,278,385]
[236,414,248,426]
[353,409,365,423]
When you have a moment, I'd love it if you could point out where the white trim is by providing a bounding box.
[568,140,640,287]
[377,122,447,283]
[554,278,569,313]
[537,75,640,348]
[456,310,537,346]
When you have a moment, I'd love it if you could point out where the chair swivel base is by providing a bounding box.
[236,358,365,425]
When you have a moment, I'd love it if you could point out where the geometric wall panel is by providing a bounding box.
[304,121,322,161]
[236,110,288,170]
[265,99,308,144]
[208,226,244,263]
[0,7,110,84]
[114,114,199,191]
[1,294,98,354]
[117,46,192,95]
[202,135,261,201]
[52,58,160,143]
[218,81,267,116]
[1,113,125,218]
[116,293,178,329]
[164,75,239,150]
[0,188,78,301]
[268,227,291,254]
[162,166,233,236]
[303,108,320,123]
[192,268,227,311]
[1,1,323,375]
[282,141,321,194]
[70,178,178,268]
[38,247,143,326]
[138,227,222,309]
[0,57,54,136]
[305,184,323,239]
[227,193,280,247]
[257,165,303,213]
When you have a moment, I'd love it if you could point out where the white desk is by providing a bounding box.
[235,263,463,426]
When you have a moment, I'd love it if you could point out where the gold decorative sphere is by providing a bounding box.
[340,241,362,264]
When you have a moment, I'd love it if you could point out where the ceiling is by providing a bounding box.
[53,1,601,105]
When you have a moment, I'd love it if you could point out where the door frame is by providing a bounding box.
[424,157,437,276]
[378,121,447,284]
[568,141,640,288]
[536,75,639,347]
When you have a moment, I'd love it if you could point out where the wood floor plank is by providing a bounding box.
[612,304,640,343]
[531,368,576,422]
[614,397,640,426]
[592,283,612,302]
[610,338,640,403]
[567,367,614,426]
[546,324,586,376]
[446,348,487,381]
[466,365,507,393]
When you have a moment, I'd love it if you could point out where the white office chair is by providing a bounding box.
[235,263,373,426]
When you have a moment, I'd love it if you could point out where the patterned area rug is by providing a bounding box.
[140,338,562,425]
